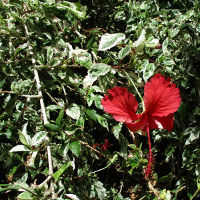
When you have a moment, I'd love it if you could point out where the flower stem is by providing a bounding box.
[124,71,145,111]
[145,123,152,178]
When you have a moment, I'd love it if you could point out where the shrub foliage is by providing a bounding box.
[0,0,200,199]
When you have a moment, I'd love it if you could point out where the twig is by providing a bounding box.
[44,89,63,108]
[34,67,55,198]
[62,85,68,103]
[20,186,38,196]
[0,91,42,98]
[34,68,48,124]
[130,131,139,146]
[148,181,160,199]
[24,21,55,198]
[33,61,55,199]
[79,141,109,159]
[38,176,51,189]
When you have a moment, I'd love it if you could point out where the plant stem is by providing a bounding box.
[34,68,48,124]
[145,123,152,179]
[34,65,55,199]
[148,181,160,199]
[0,91,42,98]
[44,89,63,108]
[124,71,145,111]
[190,188,200,200]
[38,176,51,189]
[24,21,55,198]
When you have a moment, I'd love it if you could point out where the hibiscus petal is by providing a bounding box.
[101,87,138,123]
[125,113,146,132]
[144,73,181,117]
[152,114,174,132]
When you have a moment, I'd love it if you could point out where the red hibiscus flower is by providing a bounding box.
[101,73,181,178]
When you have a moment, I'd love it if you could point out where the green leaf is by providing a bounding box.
[97,115,108,130]
[72,49,93,69]
[85,109,97,122]
[98,33,125,51]
[56,109,64,127]
[132,29,146,53]
[10,145,30,152]
[69,141,81,157]
[118,45,131,59]
[44,123,60,131]
[66,103,80,120]
[86,35,95,50]
[17,191,32,200]
[18,123,31,147]
[83,63,111,88]
[62,2,87,19]
[145,36,159,48]
[53,162,72,182]
[119,133,128,158]
[65,194,80,200]
[46,105,62,111]
[0,184,20,193]
[90,180,108,200]
[31,131,47,147]
[47,46,54,62]
[27,150,38,167]
[169,28,179,38]
[0,79,5,88]
[112,123,123,139]
[185,127,200,145]
[197,176,200,189]
[162,38,170,56]
[142,62,155,82]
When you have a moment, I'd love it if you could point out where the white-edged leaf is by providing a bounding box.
[61,2,87,20]
[98,33,125,51]
[145,36,159,48]
[17,191,32,200]
[162,38,171,55]
[133,29,146,48]
[65,194,80,200]
[133,29,146,54]
[66,103,80,120]
[27,150,38,167]
[72,49,93,69]
[142,61,156,82]
[19,123,31,146]
[97,115,109,130]
[31,131,47,147]
[46,104,62,111]
[90,180,108,200]
[83,63,111,88]
[118,45,131,59]
[47,46,54,62]
[53,162,72,182]
[10,145,30,152]
[69,141,81,157]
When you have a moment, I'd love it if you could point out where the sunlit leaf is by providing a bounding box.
[53,162,72,182]
[31,131,47,147]
[10,145,30,152]
[69,141,81,157]
[83,63,111,88]
[118,45,131,59]
[17,192,32,200]
[99,33,125,51]
[66,103,80,120]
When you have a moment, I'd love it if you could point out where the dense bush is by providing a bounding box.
[0,0,200,199]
